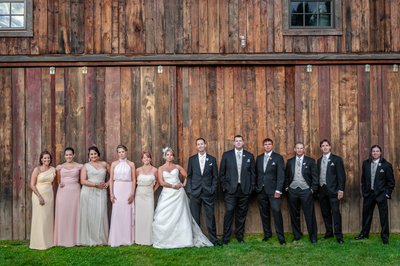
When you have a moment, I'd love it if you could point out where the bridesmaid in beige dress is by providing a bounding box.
[78,146,110,246]
[135,151,159,245]
[54,147,82,247]
[29,150,56,250]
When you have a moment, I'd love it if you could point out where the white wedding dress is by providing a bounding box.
[152,168,213,248]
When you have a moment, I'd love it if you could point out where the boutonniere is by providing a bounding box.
[328,159,331,162]
[305,166,308,169]
[209,163,213,166]
[247,159,250,163]
[330,162,335,166]
[206,157,209,161]
[243,154,246,157]
[272,162,276,166]
[380,169,385,173]
[378,163,381,166]
[303,162,306,165]
[269,157,272,160]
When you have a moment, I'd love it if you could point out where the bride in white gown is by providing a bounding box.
[152,147,213,249]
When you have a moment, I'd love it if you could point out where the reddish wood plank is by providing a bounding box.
[111,0,120,53]
[104,67,121,161]
[102,0,112,53]
[55,68,66,164]
[93,0,102,53]
[84,67,96,154]
[318,66,331,141]
[84,0,94,54]
[208,0,219,53]
[71,0,84,53]
[25,68,42,238]
[118,0,126,54]
[120,67,133,159]
[198,0,208,53]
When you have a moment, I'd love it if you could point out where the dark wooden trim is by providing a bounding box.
[1,53,400,67]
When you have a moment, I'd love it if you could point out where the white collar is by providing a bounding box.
[198,153,207,158]
[265,151,273,157]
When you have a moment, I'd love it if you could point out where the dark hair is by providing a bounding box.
[88,146,101,157]
[263,138,273,145]
[116,144,128,152]
[39,150,52,165]
[234,135,244,141]
[369,144,382,160]
[196,138,206,144]
[141,151,152,160]
[64,147,75,154]
[294,141,304,148]
[319,139,331,147]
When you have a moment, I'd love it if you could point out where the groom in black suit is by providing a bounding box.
[186,138,219,246]
[317,139,346,244]
[220,135,256,244]
[255,138,286,245]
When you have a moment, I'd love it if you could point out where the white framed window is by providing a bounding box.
[0,0,32,37]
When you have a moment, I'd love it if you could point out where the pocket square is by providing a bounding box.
[303,162,306,165]
[247,159,250,163]
[305,166,308,169]
[272,162,276,166]
[330,163,335,166]
[209,163,213,166]
[380,169,385,173]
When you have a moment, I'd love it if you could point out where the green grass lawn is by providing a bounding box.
[1,234,399,266]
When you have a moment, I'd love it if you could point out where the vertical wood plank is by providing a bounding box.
[131,67,142,164]
[120,67,133,159]
[118,0,126,54]
[47,0,59,54]
[95,67,106,155]
[111,0,120,54]
[84,67,96,155]
[102,0,112,53]
[198,0,208,53]
[25,68,42,238]
[55,68,66,164]
[140,67,156,156]
[71,0,84,53]
[104,67,121,161]
[164,0,176,53]
[93,0,102,53]
[126,0,145,54]
[190,0,199,53]
[59,0,71,54]
[273,0,283,52]
[144,0,156,53]
[41,69,53,153]
[0,69,13,240]
[154,0,165,53]
[12,68,26,240]
[84,0,94,54]
[219,0,228,53]
[227,0,239,53]
[318,66,331,141]
[208,0,219,53]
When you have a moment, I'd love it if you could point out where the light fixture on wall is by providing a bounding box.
[82,66,88,74]
[393,64,398,72]
[158,65,163,74]
[240,35,246,48]
[306,64,312,73]
[49,67,55,75]
[365,64,370,73]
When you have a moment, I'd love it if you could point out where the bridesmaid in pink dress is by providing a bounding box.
[54,147,82,247]
[108,145,136,247]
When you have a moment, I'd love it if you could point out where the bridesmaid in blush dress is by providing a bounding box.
[135,151,159,245]
[78,146,110,246]
[30,150,56,250]
[54,147,82,247]
[108,145,136,247]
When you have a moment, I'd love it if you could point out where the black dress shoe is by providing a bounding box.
[262,236,271,242]
[311,240,317,244]
[237,239,245,243]
[213,240,223,246]
[337,239,344,244]
[323,233,334,239]
[355,234,368,240]
[223,240,229,245]
[382,239,389,245]
[279,240,287,245]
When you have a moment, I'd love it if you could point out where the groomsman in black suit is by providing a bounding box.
[255,138,286,245]
[355,145,395,244]
[187,138,219,246]
[317,139,346,244]
[220,135,256,244]
[285,142,318,244]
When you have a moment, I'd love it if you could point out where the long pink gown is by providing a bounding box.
[108,159,135,247]
[54,164,82,247]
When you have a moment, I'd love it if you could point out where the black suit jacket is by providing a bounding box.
[317,154,346,194]
[255,151,285,194]
[285,155,319,191]
[219,149,256,195]
[186,153,218,197]
[361,158,395,202]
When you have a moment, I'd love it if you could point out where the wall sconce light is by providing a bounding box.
[365,64,370,72]
[393,64,398,72]
[157,65,163,74]
[306,64,312,73]
[82,66,88,74]
[240,35,246,48]
[49,67,55,75]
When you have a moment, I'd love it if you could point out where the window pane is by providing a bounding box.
[291,14,304,26]
[11,15,24,27]
[319,2,331,13]
[305,14,317,26]
[0,3,10,15]
[0,15,10,28]
[291,2,303,13]
[11,3,25,15]
[319,14,331,26]
[305,2,318,13]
